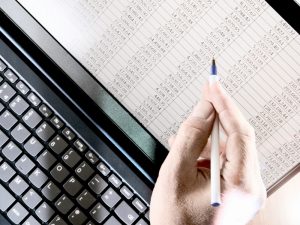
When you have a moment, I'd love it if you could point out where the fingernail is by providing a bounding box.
[191,100,214,119]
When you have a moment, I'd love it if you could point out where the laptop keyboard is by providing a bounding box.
[0,56,150,225]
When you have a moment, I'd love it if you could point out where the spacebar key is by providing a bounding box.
[0,184,15,211]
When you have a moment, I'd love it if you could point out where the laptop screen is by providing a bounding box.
[16,0,300,189]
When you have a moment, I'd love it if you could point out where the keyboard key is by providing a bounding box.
[49,216,68,225]
[90,203,109,223]
[68,208,87,225]
[0,59,7,71]
[62,148,81,168]
[75,161,94,181]
[49,135,68,154]
[55,194,74,214]
[108,173,122,188]
[35,202,54,222]
[88,174,108,195]
[0,183,15,211]
[132,198,147,213]
[36,122,55,141]
[0,130,8,147]
[0,162,16,182]
[7,202,28,224]
[11,123,30,143]
[0,102,4,112]
[4,69,18,83]
[16,81,29,95]
[104,217,122,225]
[15,155,35,175]
[22,109,42,128]
[51,163,69,183]
[50,116,64,129]
[29,168,48,188]
[3,141,22,161]
[22,189,42,209]
[85,150,99,164]
[136,219,148,225]
[86,221,95,225]
[63,176,82,196]
[74,139,87,152]
[37,150,56,169]
[115,201,138,225]
[9,175,29,195]
[22,216,40,225]
[101,188,121,208]
[0,110,17,130]
[120,186,134,200]
[76,190,96,209]
[145,210,150,221]
[9,95,29,115]
[42,181,61,201]
[62,127,75,141]
[38,104,52,118]
[27,92,41,106]
[24,136,43,156]
[0,82,16,102]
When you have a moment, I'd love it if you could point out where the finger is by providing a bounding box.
[196,140,226,170]
[196,154,226,170]
[167,100,215,170]
[199,138,226,159]
[204,82,254,137]
[196,149,226,170]
[204,82,260,187]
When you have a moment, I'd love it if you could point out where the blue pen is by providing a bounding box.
[210,58,221,207]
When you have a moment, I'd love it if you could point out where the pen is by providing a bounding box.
[210,58,221,207]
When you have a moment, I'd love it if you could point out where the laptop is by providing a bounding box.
[0,0,299,225]
[0,1,169,225]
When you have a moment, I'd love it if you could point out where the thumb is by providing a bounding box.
[167,100,215,172]
[205,82,262,190]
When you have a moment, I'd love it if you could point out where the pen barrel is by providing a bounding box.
[211,116,221,206]
[209,70,221,206]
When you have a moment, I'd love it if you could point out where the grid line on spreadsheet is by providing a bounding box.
[135,5,271,121]
[105,0,221,100]
[146,5,270,128]
[97,1,170,74]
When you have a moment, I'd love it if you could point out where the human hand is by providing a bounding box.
[150,82,266,225]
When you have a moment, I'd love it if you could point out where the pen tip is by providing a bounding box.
[212,58,216,66]
[211,58,217,75]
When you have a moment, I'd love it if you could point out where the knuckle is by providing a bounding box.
[180,117,208,135]
[232,121,256,140]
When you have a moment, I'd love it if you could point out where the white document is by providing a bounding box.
[18,0,300,189]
